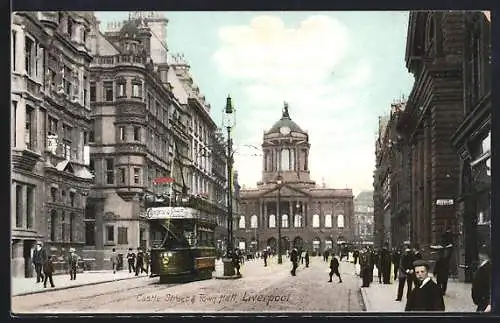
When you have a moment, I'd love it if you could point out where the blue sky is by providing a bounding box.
[95,11,415,195]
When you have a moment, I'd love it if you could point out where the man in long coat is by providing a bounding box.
[433,248,450,295]
[359,249,370,287]
[392,248,401,281]
[379,243,392,284]
[32,241,47,283]
[290,248,299,276]
[396,245,414,301]
[405,260,445,311]
[471,247,491,312]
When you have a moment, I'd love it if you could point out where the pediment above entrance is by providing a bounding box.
[260,184,310,198]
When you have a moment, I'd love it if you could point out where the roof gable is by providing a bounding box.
[260,184,310,198]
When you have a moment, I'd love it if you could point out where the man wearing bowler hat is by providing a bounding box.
[405,259,445,311]
[32,241,47,283]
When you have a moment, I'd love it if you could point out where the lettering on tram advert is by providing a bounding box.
[146,207,200,219]
[195,257,215,270]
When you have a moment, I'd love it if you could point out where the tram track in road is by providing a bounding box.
[12,278,178,313]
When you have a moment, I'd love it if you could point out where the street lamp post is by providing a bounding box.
[277,176,283,264]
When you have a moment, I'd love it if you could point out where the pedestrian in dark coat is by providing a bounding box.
[372,249,381,283]
[304,250,310,268]
[405,260,445,311]
[328,256,342,283]
[368,248,375,283]
[68,248,78,280]
[471,258,491,312]
[359,249,370,287]
[232,249,241,275]
[379,243,392,284]
[392,248,401,281]
[43,255,56,288]
[396,246,414,301]
[32,241,47,283]
[290,248,298,276]
[135,248,146,276]
[263,250,268,267]
[433,250,450,295]
[353,249,359,265]
[126,248,136,273]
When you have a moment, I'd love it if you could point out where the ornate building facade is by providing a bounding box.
[11,12,94,277]
[84,13,227,268]
[353,191,374,245]
[235,104,355,256]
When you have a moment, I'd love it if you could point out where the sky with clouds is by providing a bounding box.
[95,11,415,196]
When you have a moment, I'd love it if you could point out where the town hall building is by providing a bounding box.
[235,103,355,256]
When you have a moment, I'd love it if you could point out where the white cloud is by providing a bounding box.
[213,15,375,194]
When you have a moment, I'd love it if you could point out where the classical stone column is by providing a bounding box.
[423,117,432,246]
[263,201,268,228]
[15,26,26,74]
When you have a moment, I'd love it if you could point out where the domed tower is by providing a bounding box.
[260,102,313,185]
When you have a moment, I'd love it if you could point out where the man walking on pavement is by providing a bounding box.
[392,247,401,281]
[32,241,47,284]
[43,255,56,288]
[263,249,268,267]
[396,244,415,301]
[68,248,78,280]
[290,247,299,276]
[405,260,445,312]
[433,246,450,295]
[126,248,136,273]
[135,248,147,276]
[304,249,310,268]
[379,243,392,284]
[471,244,491,312]
[359,248,370,287]
[328,254,342,283]
[111,248,118,274]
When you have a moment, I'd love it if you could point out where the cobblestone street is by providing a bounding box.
[12,257,364,314]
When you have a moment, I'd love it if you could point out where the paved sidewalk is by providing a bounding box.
[360,267,476,312]
[12,270,145,297]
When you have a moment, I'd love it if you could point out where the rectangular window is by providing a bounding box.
[83,75,88,106]
[89,158,95,174]
[119,126,125,141]
[25,106,34,150]
[133,126,140,141]
[48,117,58,136]
[118,227,128,245]
[51,187,57,202]
[25,37,33,76]
[134,168,140,184]
[85,222,95,245]
[90,83,96,101]
[117,83,125,97]
[132,83,142,97]
[106,225,114,242]
[63,124,72,160]
[50,210,56,241]
[119,168,125,183]
[70,213,74,242]
[70,192,75,207]
[40,108,46,150]
[106,158,114,184]
[64,66,72,96]
[89,119,95,142]
[16,185,22,228]
[61,212,66,241]
[12,30,16,71]
[12,101,17,147]
[104,81,113,101]
[26,186,34,229]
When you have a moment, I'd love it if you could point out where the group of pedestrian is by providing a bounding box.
[31,241,81,288]
[112,247,150,276]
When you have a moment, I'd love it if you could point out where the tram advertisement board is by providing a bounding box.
[146,207,200,219]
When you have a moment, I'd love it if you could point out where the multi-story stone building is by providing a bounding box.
[450,12,491,282]
[353,191,374,245]
[235,104,355,256]
[11,11,94,277]
[395,11,468,258]
[84,13,229,268]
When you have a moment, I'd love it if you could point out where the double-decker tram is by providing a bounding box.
[147,199,217,283]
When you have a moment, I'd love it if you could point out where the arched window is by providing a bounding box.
[337,214,345,228]
[294,214,302,228]
[269,214,276,228]
[324,214,332,228]
[281,148,290,171]
[312,214,320,228]
[250,214,258,228]
[282,214,289,228]
[239,215,245,229]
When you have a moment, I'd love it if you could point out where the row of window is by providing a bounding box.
[12,100,90,162]
[90,80,143,102]
[49,187,79,207]
[263,148,308,172]
[238,214,345,229]
[14,183,35,230]
[49,210,78,242]
[89,158,142,185]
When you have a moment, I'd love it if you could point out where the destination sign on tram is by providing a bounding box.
[146,207,200,219]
